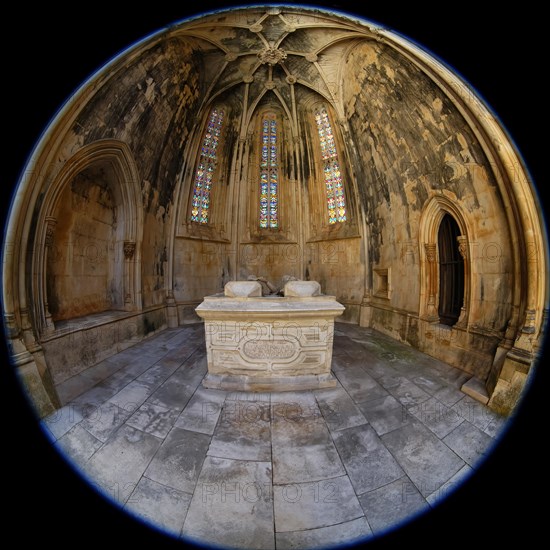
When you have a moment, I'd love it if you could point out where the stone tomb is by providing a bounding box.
[195,280,344,391]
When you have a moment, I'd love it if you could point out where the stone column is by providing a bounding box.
[166,290,179,328]
[42,216,57,334]
[520,308,536,334]
[3,313,33,365]
[359,292,373,328]
[424,242,439,321]
[455,235,469,327]
[123,241,136,309]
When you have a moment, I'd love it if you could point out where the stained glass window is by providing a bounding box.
[315,108,347,224]
[259,114,279,229]
[190,108,225,224]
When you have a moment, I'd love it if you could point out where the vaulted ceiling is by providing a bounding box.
[166,6,379,124]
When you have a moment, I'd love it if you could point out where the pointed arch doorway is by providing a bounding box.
[437,213,465,326]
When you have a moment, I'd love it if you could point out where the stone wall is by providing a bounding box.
[305,238,364,324]
[342,40,515,375]
[47,171,118,320]
[35,37,205,314]
[41,308,167,385]
[173,238,229,303]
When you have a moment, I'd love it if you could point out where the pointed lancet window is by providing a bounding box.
[259,113,279,229]
[190,108,225,224]
[314,108,347,224]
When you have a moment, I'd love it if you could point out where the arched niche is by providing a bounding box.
[35,140,143,334]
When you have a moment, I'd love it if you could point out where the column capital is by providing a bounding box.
[424,242,437,262]
[123,241,136,260]
[456,235,468,260]
[44,217,57,248]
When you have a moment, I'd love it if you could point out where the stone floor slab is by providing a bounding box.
[208,400,271,461]
[332,361,388,403]
[183,456,274,550]
[271,394,345,484]
[126,402,181,439]
[136,362,179,387]
[116,356,158,377]
[48,323,511,550]
[84,425,162,505]
[359,476,429,534]
[174,386,226,435]
[314,386,367,432]
[56,373,98,405]
[412,374,446,395]
[275,517,372,550]
[55,424,104,469]
[376,372,408,390]
[381,420,465,497]
[332,424,404,495]
[270,390,318,406]
[426,464,473,507]
[388,380,431,407]
[483,413,508,439]
[432,384,467,407]
[80,401,135,442]
[42,404,84,441]
[333,332,368,353]
[407,397,465,439]
[169,352,208,389]
[433,365,471,386]
[96,354,133,370]
[361,360,400,380]
[390,360,437,380]
[125,476,192,537]
[108,380,154,411]
[147,380,194,412]
[443,421,495,467]
[96,369,138,392]
[452,395,504,433]
[145,427,210,493]
[80,359,122,385]
[357,395,411,436]
[274,475,364,532]
[70,384,118,416]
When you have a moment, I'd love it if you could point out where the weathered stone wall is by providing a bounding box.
[63,37,204,309]
[342,41,514,373]
[305,238,364,324]
[41,308,167,385]
[173,238,229,303]
[47,173,118,320]
[238,243,302,290]
[31,37,206,385]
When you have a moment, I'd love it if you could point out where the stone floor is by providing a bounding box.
[42,322,507,549]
